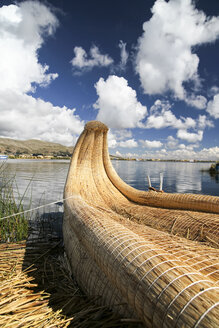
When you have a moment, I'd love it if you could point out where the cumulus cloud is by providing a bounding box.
[146,100,180,129]
[107,130,118,148]
[208,86,219,97]
[119,139,138,148]
[0,1,58,94]
[70,45,113,72]
[207,94,219,119]
[145,108,180,129]
[166,136,199,150]
[198,147,219,160]
[121,145,219,161]
[170,146,219,161]
[185,94,207,109]
[94,75,147,129]
[140,139,163,148]
[177,144,198,150]
[136,0,219,106]
[177,129,203,143]
[197,115,214,129]
[118,40,128,70]
[0,1,84,145]
[115,151,122,157]
[166,136,178,149]
[0,91,84,145]
[113,129,132,141]
[145,100,196,130]
[107,129,137,149]
[145,100,213,144]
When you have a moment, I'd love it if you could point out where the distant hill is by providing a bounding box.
[0,138,73,157]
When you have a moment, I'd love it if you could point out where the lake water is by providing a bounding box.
[1,159,218,214]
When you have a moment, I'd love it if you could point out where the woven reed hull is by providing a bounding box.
[63,121,219,327]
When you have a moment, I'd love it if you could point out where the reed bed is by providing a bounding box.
[0,242,71,328]
[0,166,28,242]
[0,217,142,328]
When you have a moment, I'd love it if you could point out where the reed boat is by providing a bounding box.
[63,121,219,328]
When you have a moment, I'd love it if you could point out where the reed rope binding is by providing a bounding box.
[63,121,219,327]
[0,195,74,221]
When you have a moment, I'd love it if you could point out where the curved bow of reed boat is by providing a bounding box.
[63,121,219,327]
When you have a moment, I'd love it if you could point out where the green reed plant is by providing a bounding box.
[0,163,29,242]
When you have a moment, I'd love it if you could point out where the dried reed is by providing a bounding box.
[0,229,142,327]
[64,121,219,328]
[0,243,71,328]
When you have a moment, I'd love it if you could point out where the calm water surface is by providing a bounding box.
[1,159,218,211]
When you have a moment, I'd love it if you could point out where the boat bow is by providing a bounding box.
[64,121,219,327]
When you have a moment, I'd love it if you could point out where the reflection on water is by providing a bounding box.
[209,170,219,184]
[112,160,219,196]
[2,159,69,210]
[1,159,218,211]
[174,164,202,193]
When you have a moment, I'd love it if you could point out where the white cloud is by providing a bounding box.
[118,40,128,70]
[145,100,196,130]
[166,136,199,150]
[178,143,198,150]
[0,1,58,94]
[207,94,219,119]
[208,86,219,97]
[94,75,147,129]
[125,152,139,159]
[145,109,180,129]
[166,136,178,149]
[178,144,186,150]
[113,129,132,141]
[107,130,118,148]
[169,146,219,161]
[150,99,171,113]
[177,129,203,143]
[107,129,136,149]
[122,145,219,161]
[70,45,113,72]
[119,139,138,148]
[140,139,163,148]
[135,0,219,105]
[180,117,196,130]
[113,145,219,161]
[0,1,84,145]
[198,147,219,160]
[145,100,213,144]
[115,151,122,157]
[145,100,179,129]
[197,115,214,129]
[185,94,207,109]
[0,91,84,145]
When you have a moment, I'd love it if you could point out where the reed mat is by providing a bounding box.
[0,220,142,328]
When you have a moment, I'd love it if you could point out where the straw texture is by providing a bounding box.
[64,121,219,327]
[0,231,141,327]
[0,242,71,328]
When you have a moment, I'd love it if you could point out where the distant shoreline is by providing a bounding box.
[1,137,217,163]
[3,155,215,163]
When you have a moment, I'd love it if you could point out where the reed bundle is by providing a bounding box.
[64,121,219,327]
[0,238,141,327]
[0,242,71,328]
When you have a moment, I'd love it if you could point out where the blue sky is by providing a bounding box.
[0,0,219,160]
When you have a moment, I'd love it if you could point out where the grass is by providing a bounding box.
[0,162,29,242]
